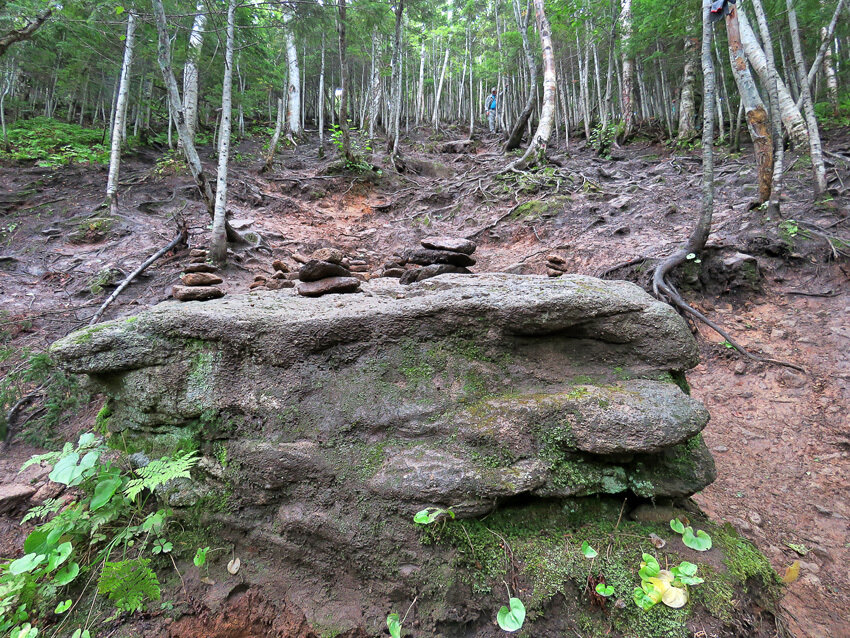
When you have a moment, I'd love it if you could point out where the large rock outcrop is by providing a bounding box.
[52,274,729,636]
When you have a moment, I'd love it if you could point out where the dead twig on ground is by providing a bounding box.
[88,227,187,326]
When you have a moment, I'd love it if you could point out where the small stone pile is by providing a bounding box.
[296,247,361,297]
[172,249,225,301]
[250,259,297,291]
[399,236,476,285]
[546,253,568,278]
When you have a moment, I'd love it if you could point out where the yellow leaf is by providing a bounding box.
[782,561,800,584]
[647,577,670,596]
[656,570,674,584]
[662,586,689,608]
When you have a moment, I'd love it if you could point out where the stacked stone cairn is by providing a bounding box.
[546,253,568,277]
[296,247,361,297]
[398,236,476,284]
[172,248,225,301]
[250,259,297,291]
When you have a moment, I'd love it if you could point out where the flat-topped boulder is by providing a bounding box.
[49,273,735,636]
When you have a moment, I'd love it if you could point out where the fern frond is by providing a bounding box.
[124,451,198,502]
[97,558,160,613]
[20,498,64,524]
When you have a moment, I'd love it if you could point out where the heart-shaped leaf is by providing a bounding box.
[676,561,698,577]
[9,553,46,575]
[581,541,597,559]
[91,477,122,511]
[46,542,73,572]
[496,597,526,632]
[682,527,712,551]
[53,562,80,586]
[670,518,685,534]
[595,583,614,597]
[633,586,657,611]
[55,599,73,614]
[386,612,402,638]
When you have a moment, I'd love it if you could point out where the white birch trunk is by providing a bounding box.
[282,6,301,137]
[106,12,136,215]
[318,33,325,154]
[264,97,283,170]
[507,0,556,170]
[620,0,634,137]
[677,36,698,141]
[432,48,449,130]
[183,0,206,144]
[416,41,425,125]
[737,8,808,147]
[785,0,827,196]
[209,0,235,265]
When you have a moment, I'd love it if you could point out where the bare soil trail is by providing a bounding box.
[1,126,848,637]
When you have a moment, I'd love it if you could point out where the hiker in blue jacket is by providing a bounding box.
[485,87,498,133]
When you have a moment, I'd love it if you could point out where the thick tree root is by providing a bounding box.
[653,252,806,373]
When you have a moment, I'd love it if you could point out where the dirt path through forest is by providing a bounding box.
[1,129,848,636]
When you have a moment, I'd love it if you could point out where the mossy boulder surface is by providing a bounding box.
[46,273,776,636]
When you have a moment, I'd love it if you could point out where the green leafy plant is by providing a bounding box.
[413,507,455,525]
[496,597,526,632]
[595,583,614,597]
[633,552,704,611]
[1,433,199,636]
[386,612,402,638]
[580,541,598,559]
[670,518,712,551]
[0,118,111,167]
[193,546,210,568]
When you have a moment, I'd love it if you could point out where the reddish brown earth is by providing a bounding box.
[1,126,848,636]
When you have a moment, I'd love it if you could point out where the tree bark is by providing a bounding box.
[505,0,556,171]
[209,0,235,265]
[725,4,772,204]
[786,0,827,196]
[620,0,634,138]
[432,48,450,130]
[318,33,325,155]
[677,36,699,142]
[749,0,784,216]
[736,7,808,147]
[387,0,404,157]
[264,97,283,171]
[282,4,301,137]
[794,0,846,111]
[152,0,242,244]
[183,1,206,144]
[106,12,136,216]
[504,0,536,152]
[336,0,354,163]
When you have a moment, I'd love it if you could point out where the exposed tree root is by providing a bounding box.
[653,250,806,373]
[88,226,188,326]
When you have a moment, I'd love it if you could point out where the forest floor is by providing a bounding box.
[0,123,848,637]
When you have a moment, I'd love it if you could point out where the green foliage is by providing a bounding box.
[386,613,402,638]
[193,546,210,568]
[97,559,161,613]
[0,118,110,167]
[1,433,198,635]
[670,519,712,551]
[496,597,525,632]
[413,507,455,525]
[0,350,88,447]
[328,123,375,172]
[580,540,598,559]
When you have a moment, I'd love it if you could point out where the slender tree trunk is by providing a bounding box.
[337,0,354,163]
[106,12,136,216]
[390,0,404,158]
[152,0,242,243]
[620,0,634,137]
[416,41,426,125]
[677,36,699,142]
[506,0,556,170]
[318,33,325,156]
[794,0,846,111]
[504,0,536,152]
[183,0,206,144]
[750,0,784,216]
[786,0,827,196]
[264,97,284,170]
[209,0,235,265]
[368,30,380,140]
[736,7,808,147]
[432,48,450,130]
[725,4,772,204]
[282,4,301,138]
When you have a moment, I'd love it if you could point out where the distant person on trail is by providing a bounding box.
[486,87,498,133]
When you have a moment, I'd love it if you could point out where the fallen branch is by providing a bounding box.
[88,228,187,326]
[2,391,40,449]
